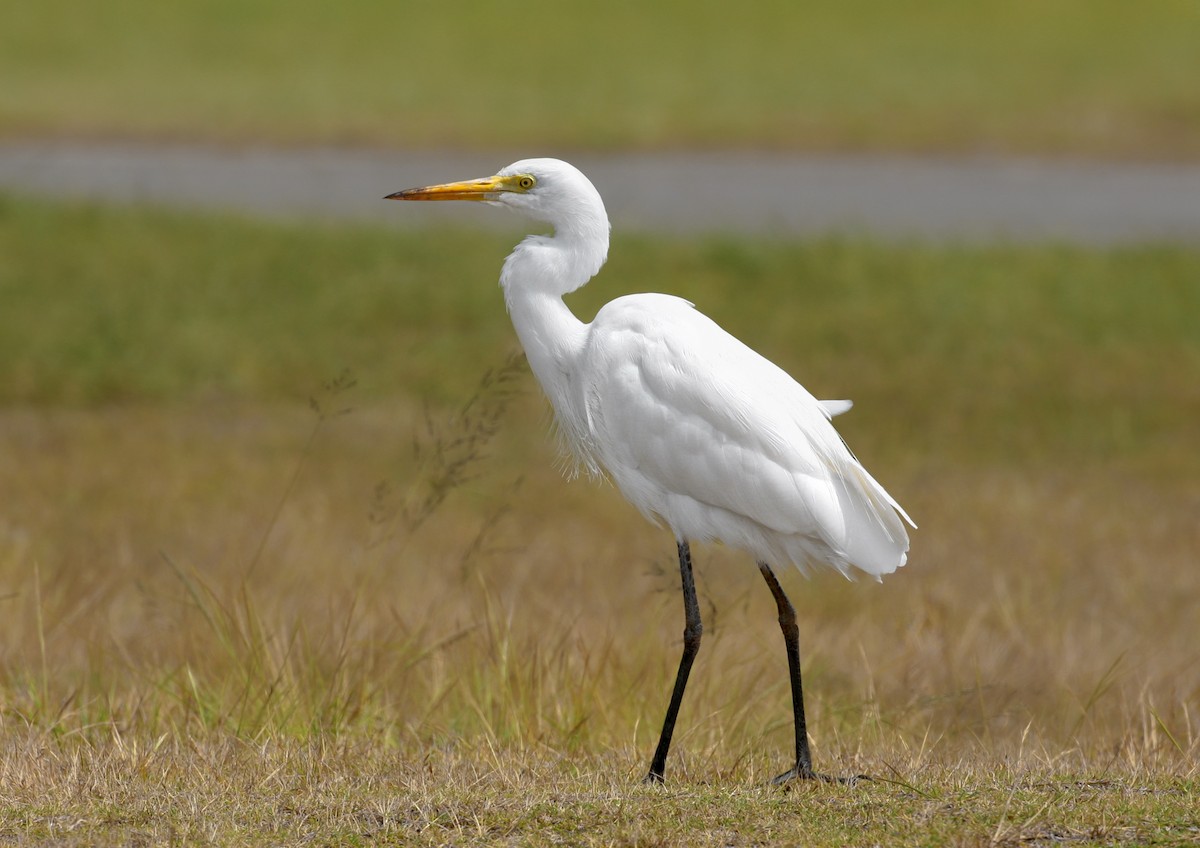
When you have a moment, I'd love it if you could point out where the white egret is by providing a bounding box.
[387,158,915,785]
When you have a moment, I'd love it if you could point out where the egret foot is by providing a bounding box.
[770,766,870,787]
[643,770,665,786]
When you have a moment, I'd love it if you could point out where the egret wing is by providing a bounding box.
[580,294,911,575]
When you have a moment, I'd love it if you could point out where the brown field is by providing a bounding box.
[0,204,1196,844]
[2,388,1196,844]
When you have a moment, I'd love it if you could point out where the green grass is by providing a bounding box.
[2,0,1199,157]
[1,196,1198,844]
[2,194,1197,470]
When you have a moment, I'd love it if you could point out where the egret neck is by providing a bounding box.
[498,207,610,431]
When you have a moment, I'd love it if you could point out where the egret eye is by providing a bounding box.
[517,175,536,190]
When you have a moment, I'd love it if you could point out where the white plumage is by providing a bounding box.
[389,157,915,785]
[575,291,913,579]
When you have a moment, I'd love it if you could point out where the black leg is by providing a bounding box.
[758,562,868,786]
[645,540,703,784]
[757,561,817,783]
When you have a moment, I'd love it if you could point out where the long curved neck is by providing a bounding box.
[506,284,587,413]
[499,216,609,422]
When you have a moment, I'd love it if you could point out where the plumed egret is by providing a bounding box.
[387,158,915,785]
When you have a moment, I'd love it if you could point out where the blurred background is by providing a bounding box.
[1,0,1198,780]
[3,0,1198,154]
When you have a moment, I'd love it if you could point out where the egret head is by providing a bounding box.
[387,158,609,234]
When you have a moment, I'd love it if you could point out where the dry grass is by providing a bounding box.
[1,387,1196,844]
[3,737,1197,846]
[1,200,1197,843]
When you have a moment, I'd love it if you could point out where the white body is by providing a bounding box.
[403,158,914,579]
[574,294,910,577]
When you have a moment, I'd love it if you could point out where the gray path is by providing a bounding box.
[2,140,1199,244]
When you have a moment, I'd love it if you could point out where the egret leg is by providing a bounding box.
[645,540,703,784]
[758,562,864,786]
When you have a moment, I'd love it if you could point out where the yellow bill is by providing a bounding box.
[385,173,532,202]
